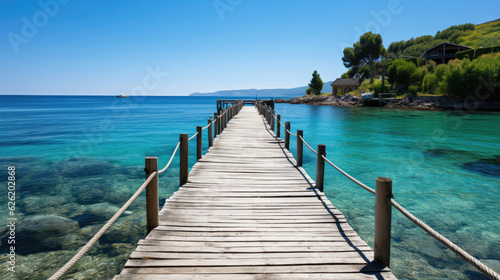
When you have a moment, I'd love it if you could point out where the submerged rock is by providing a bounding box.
[71,178,113,204]
[73,202,127,227]
[20,195,75,215]
[462,155,500,178]
[10,215,80,253]
[55,157,115,177]
[101,213,146,244]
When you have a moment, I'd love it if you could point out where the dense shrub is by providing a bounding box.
[475,45,500,57]
[434,64,451,82]
[455,45,500,60]
[371,79,384,94]
[456,49,475,60]
[388,59,417,91]
[408,85,419,97]
[359,79,384,94]
[422,73,438,92]
[411,67,428,86]
[445,54,500,99]
[425,60,436,73]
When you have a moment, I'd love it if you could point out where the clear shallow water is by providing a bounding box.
[0,96,498,279]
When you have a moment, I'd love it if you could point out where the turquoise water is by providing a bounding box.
[0,96,499,279]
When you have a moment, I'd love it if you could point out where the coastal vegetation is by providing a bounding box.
[342,32,386,83]
[306,70,324,95]
[336,19,500,100]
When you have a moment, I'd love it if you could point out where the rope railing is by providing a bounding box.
[322,155,375,195]
[300,135,318,155]
[389,197,500,280]
[48,171,157,280]
[256,101,500,280]
[158,141,180,174]
[49,101,246,280]
[188,132,198,141]
[202,121,212,130]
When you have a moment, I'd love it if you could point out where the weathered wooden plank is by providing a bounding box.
[119,263,390,274]
[134,245,375,253]
[137,240,369,248]
[143,234,365,242]
[115,272,397,280]
[128,251,374,260]
[124,256,372,267]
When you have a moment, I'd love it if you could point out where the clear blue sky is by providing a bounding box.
[1,0,499,96]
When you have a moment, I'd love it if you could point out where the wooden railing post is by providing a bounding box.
[214,113,219,137]
[180,134,189,186]
[375,177,393,268]
[208,119,213,147]
[270,110,275,133]
[222,112,226,131]
[285,122,290,150]
[196,126,202,161]
[277,115,281,138]
[297,130,303,166]
[145,156,159,233]
[316,144,326,192]
[267,107,271,126]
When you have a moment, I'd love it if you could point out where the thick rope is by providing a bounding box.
[158,141,180,174]
[47,172,157,280]
[202,121,212,130]
[188,131,198,141]
[389,198,500,280]
[277,117,286,128]
[322,155,376,195]
[299,135,318,155]
[287,130,297,137]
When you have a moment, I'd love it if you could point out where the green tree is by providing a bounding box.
[422,73,438,92]
[308,70,323,95]
[354,32,386,83]
[387,59,416,91]
[342,32,386,83]
[410,67,428,86]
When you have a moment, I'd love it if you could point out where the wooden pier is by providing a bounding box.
[113,106,396,280]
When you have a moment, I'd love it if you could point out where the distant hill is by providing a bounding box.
[387,18,500,58]
[190,82,334,97]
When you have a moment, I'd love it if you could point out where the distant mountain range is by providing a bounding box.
[190,82,334,97]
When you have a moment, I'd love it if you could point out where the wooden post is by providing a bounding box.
[222,112,226,131]
[277,115,281,138]
[196,126,202,161]
[297,130,303,166]
[179,134,188,186]
[375,177,393,268]
[208,119,213,147]
[316,144,326,192]
[214,113,219,137]
[270,110,275,133]
[285,122,290,150]
[145,156,159,233]
[267,107,271,126]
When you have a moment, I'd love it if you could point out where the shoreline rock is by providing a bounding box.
[276,95,500,111]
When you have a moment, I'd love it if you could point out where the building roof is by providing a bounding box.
[421,42,472,57]
[330,75,361,86]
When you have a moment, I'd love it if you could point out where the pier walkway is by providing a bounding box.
[113,106,396,279]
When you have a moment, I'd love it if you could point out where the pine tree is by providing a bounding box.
[308,70,323,95]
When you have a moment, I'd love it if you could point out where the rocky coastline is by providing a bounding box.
[275,95,500,111]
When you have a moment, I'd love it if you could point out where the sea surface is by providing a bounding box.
[0,95,499,279]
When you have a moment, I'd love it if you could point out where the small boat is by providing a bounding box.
[117,94,128,98]
[361,92,373,99]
